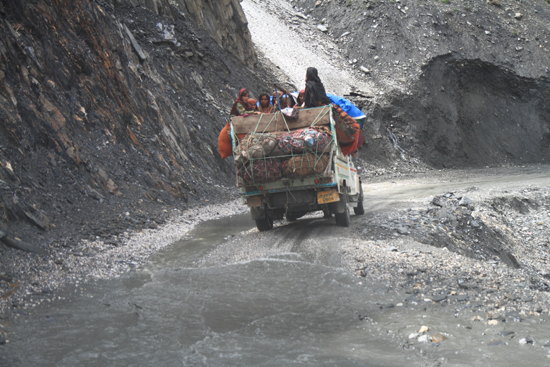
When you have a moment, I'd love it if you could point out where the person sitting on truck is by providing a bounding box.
[248,97,258,111]
[271,91,286,112]
[273,90,298,112]
[304,67,331,108]
[258,93,273,113]
[230,88,259,116]
[297,89,305,107]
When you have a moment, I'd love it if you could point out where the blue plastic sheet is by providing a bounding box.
[326,93,366,120]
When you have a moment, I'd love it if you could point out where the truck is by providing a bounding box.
[230,104,364,231]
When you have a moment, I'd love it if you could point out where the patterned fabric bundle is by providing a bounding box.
[278,128,331,154]
[234,133,278,167]
[282,154,330,178]
[332,105,361,156]
[238,158,283,184]
[332,105,360,140]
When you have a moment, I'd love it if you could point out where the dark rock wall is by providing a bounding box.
[114,0,257,66]
[293,0,550,168]
[368,55,550,168]
[0,0,267,242]
[176,0,257,67]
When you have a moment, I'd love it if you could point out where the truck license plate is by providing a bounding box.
[317,189,340,204]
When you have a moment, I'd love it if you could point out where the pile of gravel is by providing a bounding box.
[0,200,248,315]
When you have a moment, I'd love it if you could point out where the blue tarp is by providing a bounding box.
[326,93,366,120]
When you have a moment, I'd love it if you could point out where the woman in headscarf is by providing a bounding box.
[257,93,273,113]
[271,91,287,112]
[304,67,331,108]
[230,88,258,116]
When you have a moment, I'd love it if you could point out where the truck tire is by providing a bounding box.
[335,190,350,227]
[354,185,365,215]
[255,215,273,232]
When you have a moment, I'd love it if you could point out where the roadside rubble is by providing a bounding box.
[0,199,248,315]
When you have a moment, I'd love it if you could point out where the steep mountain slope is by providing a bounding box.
[250,0,550,169]
[0,0,273,247]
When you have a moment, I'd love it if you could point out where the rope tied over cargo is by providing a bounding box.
[232,105,337,186]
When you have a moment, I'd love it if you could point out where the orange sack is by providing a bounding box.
[339,128,360,156]
[333,105,360,156]
[218,122,246,159]
[218,122,233,159]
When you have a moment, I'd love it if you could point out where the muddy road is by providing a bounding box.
[2,167,550,366]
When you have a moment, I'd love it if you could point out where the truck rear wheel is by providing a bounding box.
[286,214,297,221]
[255,215,273,232]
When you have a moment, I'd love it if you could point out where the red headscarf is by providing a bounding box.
[230,88,252,116]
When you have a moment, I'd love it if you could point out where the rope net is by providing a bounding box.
[233,106,335,186]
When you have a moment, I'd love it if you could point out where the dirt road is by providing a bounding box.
[3,167,549,366]
[194,166,550,365]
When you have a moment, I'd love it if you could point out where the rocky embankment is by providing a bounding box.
[251,0,550,170]
[0,0,276,249]
[0,0,282,315]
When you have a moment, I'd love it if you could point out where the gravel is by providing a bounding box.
[0,200,248,315]
[193,168,550,320]
[242,0,376,96]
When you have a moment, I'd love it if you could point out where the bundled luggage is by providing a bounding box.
[234,133,278,166]
[282,154,329,179]
[278,127,331,154]
[227,104,362,186]
[238,158,283,184]
[235,127,332,184]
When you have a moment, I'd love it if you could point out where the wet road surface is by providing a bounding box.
[2,169,550,366]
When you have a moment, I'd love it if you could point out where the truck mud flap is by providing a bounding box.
[250,206,266,220]
[329,197,346,214]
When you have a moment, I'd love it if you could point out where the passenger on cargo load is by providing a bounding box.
[304,67,331,108]
[230,88,259,116]
[297,89,305,107]
[258,93,273,113]
[270,91,283,112]
[248,97,258,111]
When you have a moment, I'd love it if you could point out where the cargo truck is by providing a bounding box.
[230,105,364,231]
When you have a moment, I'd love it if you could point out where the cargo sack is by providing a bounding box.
[278,128,331,155]
[238,158,283,184]
[332,105,360,140]
[218,122,233,159]
[331,105,361,156]
[234,133,278,167]
[283,154,330,179]
[269,145,287,158]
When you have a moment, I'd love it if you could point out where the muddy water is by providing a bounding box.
[2,213,550,366]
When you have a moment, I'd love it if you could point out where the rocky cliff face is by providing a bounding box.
[0,0,268,247]
[114,0,257,66]
[177,0,257,66]
[289,0,550,169]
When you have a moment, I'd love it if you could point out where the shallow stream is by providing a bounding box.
[2,213,549,366]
